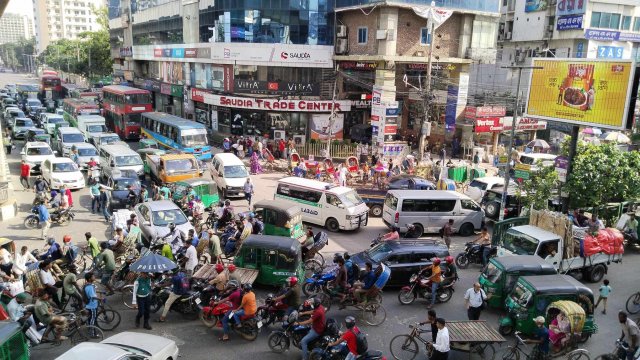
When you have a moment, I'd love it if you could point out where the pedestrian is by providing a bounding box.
[64,185,73,208]
[430,318,450,360]
[19,160,30,190]
[618,311,639,360]
[464,282,487,320]
[3,131,12,154]
[37,200,51,240]
[339,164,348,187]
[443,219,454,249]
[183,239,198,276]
[99,187,111,223]
[243,178,254,207]
[132,272,153,330]
[89,181,101,213]
[85,232,100,261]
[595,279,612,314]
[419,309,438,342]
[83,272,99,337]
[439,146,446,163]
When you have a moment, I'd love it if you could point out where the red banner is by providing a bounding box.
[475,117,502,132]
[191,88,212,103]
[384,124,398,135]
[466,106,507,120]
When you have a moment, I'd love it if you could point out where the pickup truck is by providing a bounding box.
[355,175,435,217]
[494,209,622,283]
[146,153,201,184]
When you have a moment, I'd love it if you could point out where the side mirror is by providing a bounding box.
[110,161,115,168]
[338,204,345,209]
[143,221,151,226]
[20,150,25,155]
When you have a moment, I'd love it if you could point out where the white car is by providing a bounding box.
[465,176,516,202]
[72,142,100,170]
[21,141,57,174]
[55,332,180,360]
[41,157,85,190]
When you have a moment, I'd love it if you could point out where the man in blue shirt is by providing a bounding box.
[39,237,63,261]
[526,316,550,359]
[159,269,188,322]
[84,272,100,337]
[37,201,51,240]
[354,262,376,304]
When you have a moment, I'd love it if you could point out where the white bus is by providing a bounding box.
[275,177,369,232]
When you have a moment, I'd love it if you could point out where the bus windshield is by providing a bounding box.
[125,113,141,125]
[165,159,197,173]
[115,155,143,166]
[224,165,248,178]
[181,133,208,148]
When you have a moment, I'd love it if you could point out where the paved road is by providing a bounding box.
[1,72,639,360]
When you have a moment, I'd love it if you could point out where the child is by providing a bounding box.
[595,279,611,314]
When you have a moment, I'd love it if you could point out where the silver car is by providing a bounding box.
[134,200,194,245]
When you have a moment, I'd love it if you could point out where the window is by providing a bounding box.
[634,17,640,32]
[622,16,632,31]
[461,199,481,211]
[357,27,367,44]
[420,27,430,45]
[591,12,623,29]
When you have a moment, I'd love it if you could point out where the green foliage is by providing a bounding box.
[516,161,558,210]
[0,38,36,70]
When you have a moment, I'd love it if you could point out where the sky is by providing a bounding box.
[5,0,34,17]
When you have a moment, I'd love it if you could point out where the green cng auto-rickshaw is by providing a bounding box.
[498,274,596,342]
[173,178,219,208]
[0,322,29,360]
[480,255,557,309]
[234,235,305,286]
[252,200,305,241]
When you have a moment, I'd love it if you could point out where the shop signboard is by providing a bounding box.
[120,47,132,57]
[191,88,212,103]
[584,30,640,43]
[556,15,583,31]
[525,59,635,130]
[466,106,507,119]
[557,0,587,16]
[555,156,569,182]
[310,114,344,140]
[171,85,183,97]
[210,43,333,67]
[384,124,398,135]
[203,94,351,112]
[514,163,531,180]
[444,85,458,131]
[525,0,547,13]
[474,117,502,132]
[498,155,509,167]
[339,62,377,71]
[500,117,548,130]
[184,48,197,58]
[233,80,320,96]
[597,46,624,59]
[160,83,171,95]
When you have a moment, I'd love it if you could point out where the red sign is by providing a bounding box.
[466,106,507,119]
[204,94,352,112]
[160,83,171,95]
[184,48,197,58]
[191,88,212,103]
[223,65,234,92]
[153,49,163,57]
[384,124,398,135]
[267,82,279,91]
[474,117,502,132]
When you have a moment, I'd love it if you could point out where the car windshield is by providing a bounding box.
[509,282,532,307]
[502,229,540,255]
[78,147,98,156]
[62,133,84,143]
[115,155,143,166]
[47,117,64,124]
[114,178,141,191]
[224,165,248,178]
[166,159,197,173]
[52,162,78,172]
[152,208,188,226]
[87,124,107,133]
[15,119,33,127]
[11,111,25,118]
[469,179,488,191]
[482,262,503,283]
[339,190,364,207]
[28,100,41,106]
[366,242,393,262]
[101,136,120,144]
[520,157,535,165]
[27,146,52,155]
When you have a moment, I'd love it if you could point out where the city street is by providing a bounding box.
[2,72,639,359]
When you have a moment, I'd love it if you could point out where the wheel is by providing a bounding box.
[397,289,416,305]
[437,287,453,303]
[593,355,616,360]
[181,305,200,321]
[587,264,606,283]
[325,218,340,232]
[501,345,520,360]
[369,204,383,217]
[303,260,323,279]
[485,201,500,219]
[73,256,86,273]
[411,224,424,237]
[361,303,386,326]
[470,343,495,360]
[314,253,325,267]
[71,325,104,344]
[455,254,470,269]
[267,331,290,353]
[626,292,640,314]
[121,285,134,309]
[58,214,72,226]
[238,322,258,341]
[389,334,419,360]
[567,349,591,360]
[96,309,121,331]
[459,222,475,236]
[499,325,514,336]
[199,309,218,328]
[302,282,322,297]
[577,332,591,344]
[24,216,39,229]
[149,295,162,313]
[309,351,323,360]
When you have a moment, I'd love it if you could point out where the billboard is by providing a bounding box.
[525,59,635,129]
[525,0,547,12]
[557,0,587,16]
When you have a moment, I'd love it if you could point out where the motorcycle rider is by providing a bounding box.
[472,227,491,267]
[326,316,361,360]
[228,264,241,283]
[208,263,228,295]
[220,283,257,341]
[273,276,301,315]
[354,262,376,304]
[36,200,51,240]
[163,223,186,256]
[62,265,83,310]
[95,242,116,295]
[425,257,443,310]
[623,212,638,243]
[217,279,242,307]
[296,297,326,360]
[38,261,63,308]
[334,255,349,309]
[442,256,458,286]
[344,252,356,286]
[192,196,205,225]
[158,268,189,322]
[381,226,400,241]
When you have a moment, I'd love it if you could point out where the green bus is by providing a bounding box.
[62,97,101,127]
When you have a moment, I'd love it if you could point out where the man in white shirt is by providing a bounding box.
[339,164,348,187]
[0,246,14,275]
[183,240,198,276]
[12,246,38,279]
[464,282,487,320]
[431,318,450,360]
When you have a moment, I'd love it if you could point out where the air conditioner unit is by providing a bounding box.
[165,105,174,114]
[336,25,347,38]
[335,38,348,54]
[376,30,388,40]
[505,31,512,40]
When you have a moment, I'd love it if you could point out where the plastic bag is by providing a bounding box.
[582,234,601,257]
[601,228,624,255]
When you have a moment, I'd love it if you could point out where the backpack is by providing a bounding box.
[324,318,339,337]
[353,328,368,354]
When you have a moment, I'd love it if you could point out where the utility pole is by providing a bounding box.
[418,19,435,162]
[498,65,543,221]
[326,76,338,159]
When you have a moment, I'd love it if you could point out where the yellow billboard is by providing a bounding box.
[525,59,635,129]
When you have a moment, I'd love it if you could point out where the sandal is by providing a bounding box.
[218,336,229,342]
[156,318,166,323]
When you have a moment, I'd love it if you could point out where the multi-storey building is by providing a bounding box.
[0,13,35,45]
[33,0,107,54]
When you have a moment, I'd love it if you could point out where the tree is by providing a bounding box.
[0,38,36,70]
[517,161,558,211]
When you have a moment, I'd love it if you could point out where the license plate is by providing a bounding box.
[195,298,201,305]
[257,321,263,328]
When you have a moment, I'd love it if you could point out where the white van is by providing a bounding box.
[99,144,144,179]
[275,177,369,232]
[210,153,249,198]
[382,190,484,236]
[55,127,85,156]
[77,115,107,140]
[519,153,557,172]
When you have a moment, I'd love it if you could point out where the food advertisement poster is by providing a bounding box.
[310,114,344,140]
[525,59,635,129]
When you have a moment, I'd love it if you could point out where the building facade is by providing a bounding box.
[0,13,35,45]
[33,0,107,54]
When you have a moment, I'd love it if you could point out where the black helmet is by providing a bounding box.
[168,222,176,230]
[242,283,252,292]
[343,252,351,260]
[333,253,344,263]
[47,237,56,246]
[345,316,356,329]
[313,297,322,308]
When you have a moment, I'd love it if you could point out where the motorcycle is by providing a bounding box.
[302,266,338,297]
[455,242,497,269]
[24,206,75,229]
[256,292,290,327]
[370,224,418,247]
[198,295,262,341]
[310,342,385,360]
[397,269,455,305]
[267,311,338,354]
[156,282,203,320]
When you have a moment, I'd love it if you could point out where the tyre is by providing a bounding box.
[459,222,475,237]
[369,204,383,217]
[24,215,39,229]
[361,303,386,326]
[411,224,424,238]
[499,325,514,336]
[267,331,290,353]
[73,256,86,273]
[501,345,520,360]
[309,351,324,360]
[96,309,121,331]
[238,322,258,341]
[150,295,162,313]
[567,349,591,360]
[485,201,500,220]
[58,213,72,226]
[121,285,134,309]
[437,287,453,303]
[71,325,104,344]
[626,292,640,314]
[303,260,323,279]
[455,254,470,269]
[325,218,340,232]
[593,355,616,360]
[302,282,322,297]
[577,332,591,344]
[397,289,416,305]
[199,309,218,328]
[587,264,606,283]
[469,343,495,360]
[389,334,419,360]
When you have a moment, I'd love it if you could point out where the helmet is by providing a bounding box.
[47,237,55,245]
[224,200,231,206]
[287,276,298,287]
[445,256,454,264]
[63,235,71,243]
[432,257,441,266]
[168,222,176,230]
[242,283,253,292]
[227,280,240,290]
[345,316,356,329]
[313,297,322,308]
[228,264,237,272]
[215,263,224,273]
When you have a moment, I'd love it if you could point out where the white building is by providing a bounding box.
[0,13,35,45]
[33,0,107,54]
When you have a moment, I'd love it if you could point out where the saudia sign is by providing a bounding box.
[203,94,352,112]
[280,52,311,60]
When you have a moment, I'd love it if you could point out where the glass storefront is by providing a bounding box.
[133,16,184,45]
[217,108,309,137]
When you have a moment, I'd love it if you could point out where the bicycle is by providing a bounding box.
[501,331,590,360]
[389,323,433,360]
[92,292,121,331]
[593,339,640,360]
[31,311,104,350]
[626,291,640,315]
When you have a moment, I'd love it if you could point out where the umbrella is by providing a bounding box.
[526,139,550,149]
[583,137,601,145]
[582,127,602,136]
[600,132,631,144]
[129,253,177,273]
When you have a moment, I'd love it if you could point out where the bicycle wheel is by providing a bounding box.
[121,285,134,309]
[500,345,520,360]
[96,309,121,331]
[593,355,616,360]
[470,343,496,360]
[567,349,591,360]
[626,292,640,314]
[71,325,104,344]
[361,303,386,326]
[389,335,419,360]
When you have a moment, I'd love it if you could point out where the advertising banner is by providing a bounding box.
[203,94,352,112]
[525,59,635,129]
[597,46,624,59]
[310,114,344,140]
[557,15,583,30]
[445,85,458,132]
[557,0,587,16]
[555,156,569,182]
[465,106,507,119]
[525,0,547,12]
[233,80,320,96]
[474,118,502,132]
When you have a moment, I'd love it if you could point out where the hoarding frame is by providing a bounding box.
[523,58,636,130]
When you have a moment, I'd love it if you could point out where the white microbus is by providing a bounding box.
[275,177,369,232]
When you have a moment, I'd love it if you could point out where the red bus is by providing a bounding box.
[102,85,153,140]
[40,72,63,100]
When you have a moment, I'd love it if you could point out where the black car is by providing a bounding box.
[350,239,450,287]
[481,187,523,221]
[388,175,435,190]
[104,175,142,211]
